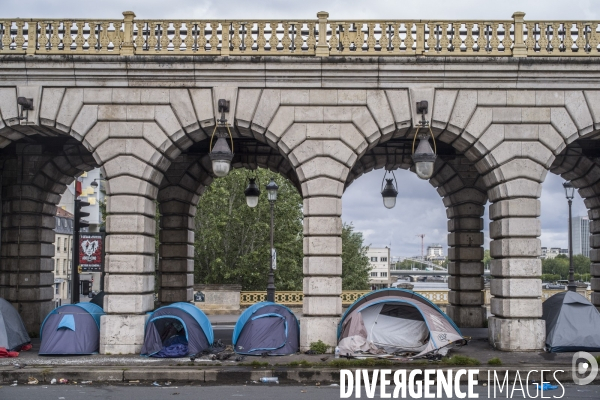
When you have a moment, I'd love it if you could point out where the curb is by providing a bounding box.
[1,365,597,385]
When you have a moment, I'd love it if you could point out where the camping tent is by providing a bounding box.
[39,303,105,355]
[338,288,466,358]
[141,302,213,358]
[89,291,105,309]
[0,298,31,351]
[542,290,600,352]
[233,302,299,355]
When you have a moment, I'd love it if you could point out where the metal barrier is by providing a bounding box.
[240,289,593,307]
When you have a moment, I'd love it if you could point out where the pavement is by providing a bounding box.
[1,326,599,387]
[3,385,600,400]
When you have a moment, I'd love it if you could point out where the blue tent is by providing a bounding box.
[39,303,105,355]
[233,302,299,355]
[141,302,213,358]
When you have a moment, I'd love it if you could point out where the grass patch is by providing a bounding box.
[309,340,329,354]
[239,361,269,367]
[441,355,481,366]
[487,357,502,366]
[328,359,394,368]
[288,360,312,368]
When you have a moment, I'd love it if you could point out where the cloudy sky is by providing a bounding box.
[5,0,600,19]
[7,0,595,256]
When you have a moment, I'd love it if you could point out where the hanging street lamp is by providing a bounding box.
[244,177,261,208]
[209,99,234,177]
[265,178,279,303]
[412,100,437,180]
[563,181,577,292]
[381,170,399,209]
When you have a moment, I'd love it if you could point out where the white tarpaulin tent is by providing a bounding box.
[338,289,467,358]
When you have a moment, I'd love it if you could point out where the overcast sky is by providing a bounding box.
[8,0,595,256]
[5,0,600,19]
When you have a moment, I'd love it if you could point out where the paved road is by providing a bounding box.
[3,384,599,399]
[213,326,234,345]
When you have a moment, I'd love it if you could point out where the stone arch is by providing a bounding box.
[156,138,300,306]
[550,142,600,310]
[346,143,489,328]
[0,138,97,333]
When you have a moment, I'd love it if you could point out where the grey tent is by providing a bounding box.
[89,291,105,309]
[233,302,299,355]
[338,288,467,358]
[0,298,30,351]
[542,290,600,352]
[39,303,105,355]
[141,302,213,358]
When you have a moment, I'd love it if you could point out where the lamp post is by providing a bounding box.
[563,181,577,292]
[266,178,279,302]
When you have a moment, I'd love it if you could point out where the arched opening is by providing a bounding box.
[0,135,99,334]
[343,136,489,329]
[155,136,303,311]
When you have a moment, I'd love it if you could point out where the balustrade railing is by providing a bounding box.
[0,12,600,57]
[240,289,592,307]
[3,12,597,57]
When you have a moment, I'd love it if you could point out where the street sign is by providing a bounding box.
[79,233,104,272]
[272,248,277,270]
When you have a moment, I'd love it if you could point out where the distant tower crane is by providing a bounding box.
[416,234,425,263]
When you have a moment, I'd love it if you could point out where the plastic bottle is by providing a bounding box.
[334,346,340,359]
[260,377,279,384]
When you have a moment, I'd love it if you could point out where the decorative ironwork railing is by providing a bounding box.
[1,12,599,57]
[240,289,593,307]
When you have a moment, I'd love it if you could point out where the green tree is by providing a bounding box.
[542,257,570,279]
[192,168,372,292]
[340,223,371,290]
[193,168,303,291]
[483,250,492,270]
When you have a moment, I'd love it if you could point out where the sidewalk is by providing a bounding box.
[1,328,598,385]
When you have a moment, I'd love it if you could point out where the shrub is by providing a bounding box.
[487,357,502,366]
[309,340,329,354]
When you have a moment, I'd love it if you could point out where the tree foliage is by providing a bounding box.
[340,223,371,290]
[192,168,372,292]
[541,254,591,281]
[194,168,303,291]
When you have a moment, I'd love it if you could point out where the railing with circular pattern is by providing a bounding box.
[240,289,592,307]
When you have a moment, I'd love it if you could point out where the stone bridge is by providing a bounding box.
[1,11,600,353]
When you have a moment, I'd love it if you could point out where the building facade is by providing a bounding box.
[572,216,591,258]
[58,168,105,292]
[426,244,445,264]
[53,208,73,307]
[367,247,391,290]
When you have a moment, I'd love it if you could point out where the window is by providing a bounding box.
[370,272,378,277]
[56,238,61,253]
[380,257,388,262]
[380,272,388,277]
[55,283,60,295]
[370,257,378,262]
